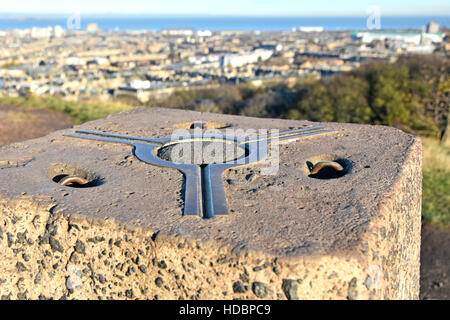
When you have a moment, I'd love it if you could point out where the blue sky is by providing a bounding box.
[1,0,449,16]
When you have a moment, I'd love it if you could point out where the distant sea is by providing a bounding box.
[0,15,449,31]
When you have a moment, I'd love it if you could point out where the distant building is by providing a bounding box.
[197,30,212,37]
[65,57,86,67]
[221,49,273,68]
[299,27,324,33]
[406,45,436,54]
[86,23,100,33]
[259,44,283,52]
[426,22,440,34]
[353,31,443,45]
[54,25,65,38]
[31,27,53,39]
[162,29,194,36]
[129,80,151,90]
[148,44,161,53]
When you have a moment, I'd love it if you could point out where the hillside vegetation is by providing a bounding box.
[146,55,449,140]
[0,96,134,124]
[422,137,450,226]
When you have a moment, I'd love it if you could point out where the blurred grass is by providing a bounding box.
[0,95,135,124]
[6,110,37,122]
[422,137,450,226]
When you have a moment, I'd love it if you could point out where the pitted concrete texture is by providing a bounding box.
[0,107,422,300]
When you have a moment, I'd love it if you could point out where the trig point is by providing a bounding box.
[0,107,422,300]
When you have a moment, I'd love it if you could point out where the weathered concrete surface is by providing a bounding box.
[0,107,422,300]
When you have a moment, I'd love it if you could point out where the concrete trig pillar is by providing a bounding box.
[0,107,422,300]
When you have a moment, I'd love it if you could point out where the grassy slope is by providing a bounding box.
[0,95,134,124]
[1,95,448,226]
[422,137,450,226]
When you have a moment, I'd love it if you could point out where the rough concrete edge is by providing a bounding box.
[0,195,388,300]
[354,134,423,299]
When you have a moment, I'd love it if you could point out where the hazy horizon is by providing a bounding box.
[1,13,450,17]
[0,0,449,16]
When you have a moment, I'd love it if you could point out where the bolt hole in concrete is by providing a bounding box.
[173,121,231,130]
[305,157,352,180]
[157,140,248,165]
[47,164,103,188]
